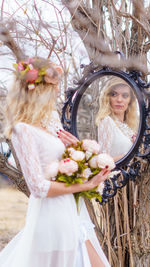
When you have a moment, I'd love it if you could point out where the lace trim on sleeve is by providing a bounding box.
[11,123,51,198]
[98,116,115,154]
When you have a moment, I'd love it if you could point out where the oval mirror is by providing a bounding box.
[71,71,145,167]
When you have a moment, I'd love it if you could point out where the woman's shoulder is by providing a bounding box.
[12,122,35,138]
[99,115,116,126]
[13,122,32,131]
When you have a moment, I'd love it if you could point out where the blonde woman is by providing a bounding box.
[95,77,138,161]
[0,58,111,267]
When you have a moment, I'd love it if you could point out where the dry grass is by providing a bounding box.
[0,178,28,251]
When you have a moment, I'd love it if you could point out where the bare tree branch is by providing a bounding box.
[0,23,25,61]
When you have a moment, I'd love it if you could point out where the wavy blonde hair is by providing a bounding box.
[95,77,139,131]
[5,77,58,138]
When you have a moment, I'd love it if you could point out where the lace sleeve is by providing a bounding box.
[98,116,115,154]
[11,123,51,198]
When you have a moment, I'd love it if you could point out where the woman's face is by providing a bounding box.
[109,85,131,116]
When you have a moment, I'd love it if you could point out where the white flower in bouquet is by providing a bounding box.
[97,153,115,170]
[45,161,59,180]
[58,158,78,176]
[88,155,98,168]
[82,139,100,154]
[82,168,93,180]
[85,151,93,160]
[67,147,76,156]
[71,150,85,161]
[97,182,105,195]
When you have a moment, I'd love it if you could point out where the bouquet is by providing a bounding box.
[46,139,115,205]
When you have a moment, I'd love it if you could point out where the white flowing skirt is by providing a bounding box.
[0,194,110,267]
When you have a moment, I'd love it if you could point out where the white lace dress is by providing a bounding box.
[0,111,110,267]
[98,116,134,157]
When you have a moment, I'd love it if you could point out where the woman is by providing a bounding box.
[0,57,111,267]
[95,77,138,161]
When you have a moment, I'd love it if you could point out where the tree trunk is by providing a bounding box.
[61,2,150,266]
[132,165,150,267]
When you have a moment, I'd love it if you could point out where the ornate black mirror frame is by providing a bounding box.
[62,65,150,203]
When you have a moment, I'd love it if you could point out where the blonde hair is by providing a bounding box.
[5,77,57,138]
[95,77,139,131]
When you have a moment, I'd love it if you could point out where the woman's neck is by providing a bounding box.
[112,113,125,123]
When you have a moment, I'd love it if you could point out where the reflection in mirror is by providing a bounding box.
[76,75,140,162]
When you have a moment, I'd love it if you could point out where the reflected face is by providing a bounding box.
[109,85,131,116]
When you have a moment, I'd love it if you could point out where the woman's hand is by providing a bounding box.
[57,129,79,146]
[86,168,110,190]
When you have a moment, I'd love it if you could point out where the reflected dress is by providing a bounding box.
[0,111,110,267]
[98,116,134,157]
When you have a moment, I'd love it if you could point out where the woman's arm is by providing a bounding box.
[98,116,114,155]
[12,123,51,198]
[12,123,110,198]
[47,168,110,197]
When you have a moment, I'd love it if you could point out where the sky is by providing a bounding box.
[0,0,89,88]
[0,0,150,88]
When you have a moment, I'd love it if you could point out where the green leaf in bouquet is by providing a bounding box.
[87,153,97,162]
[72,177,83,184]
[56,172,84,186]
[73,193,80,210]
[77,161,88,174]
[74,188,102,209]
[88,168,102,179]
[56,174,69,183]
[62,149,70,159]
[69,141,83,151]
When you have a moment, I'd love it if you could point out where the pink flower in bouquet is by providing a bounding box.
[26,69,38,83]
[58,158,78,176]
[82,168,92,180]
[88,155,98,168]
[71,151,85,161]
[97,153,115,170]
[67,147,76,156]
[45,161,59,180]
[82,139,100,154]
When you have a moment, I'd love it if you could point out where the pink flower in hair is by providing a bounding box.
[58,158,78,176]
[44,65,63,85]
[17,62,24,71]
[26,69,38,83]
[23,58,34,65]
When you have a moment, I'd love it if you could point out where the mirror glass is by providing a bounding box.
[76,75,140,162]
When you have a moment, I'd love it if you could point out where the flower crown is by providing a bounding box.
[13,58,63,90]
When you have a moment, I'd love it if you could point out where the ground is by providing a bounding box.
[0,177,28,251]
